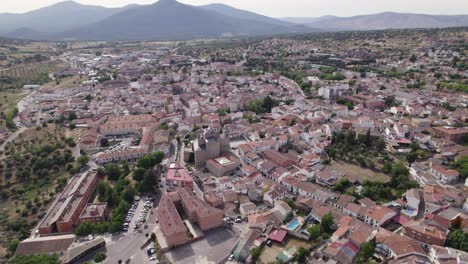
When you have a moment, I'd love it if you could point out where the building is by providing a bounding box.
[38,172,99,234]
[364,206,397,228]
[78,203,108,224]
[263,150,295,168]
[433,127,468,143]
[178,188,224,231]
[403,220,448,247]
[157,193,189,248]
[15,234,76,256]
[205,153,240,177]
[431,165,459,184]
[192,128,229,167]
[166,163,193,192]
[157,188,224,248]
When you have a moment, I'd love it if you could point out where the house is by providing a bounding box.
[264,185,288,206]
[431,164,459,184]
[240,202,257,216]
[364,206,397,228]
[403,220,448,248]
[274,200,292,220]
[401,188,421,219]
[375,232,429,261]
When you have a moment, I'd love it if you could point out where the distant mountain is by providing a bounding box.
[280,16,338,24]
[200,3,294,27]
[0,1,139,38]
[57,0,307,41]
[282,12,468,31]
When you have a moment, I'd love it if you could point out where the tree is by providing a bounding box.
[365,129,372,147]
[11,254,60,264]
[138,169,157,193]
[409,54,417,63]
[447,229,468,252]
[68,111,77,121]
[451,156,468,180]
[104,163,121,181]
[78,155,89,168]
[94,252,107,263]
[307,224,321,241]
[250,246,263,261]
[133,167,146,182]
[75,221,94,236]
[382,162,392,174]
[7,239,19,254]
[294,247,310,263]
[137,152,164,169]
[355,239,376,264]
[321,213,334,234]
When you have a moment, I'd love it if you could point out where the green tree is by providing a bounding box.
[104,163,122,181]
[11,254,60,264]
[447,229,468,252]
[7,239,20,254]
[355,239,376,264]
[250,245,263,261]
[94,252,107,263]
[451,156,468,180]
[68,111,78,121]
[321,213,334,234]
[75,221,94,236]
[78,155,90,168]
[294,247,310,263]
[307,224,321,241]
[137,152,164,169]
[138,169,157,193]
[133,167,146,182]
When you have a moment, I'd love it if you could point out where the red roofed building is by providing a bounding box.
[178,188,224,231]
[166,163,193,192]
[365,206,397,228]
[157,188,224,248]
[403,220,448,247]
[268,228,287,244]
[263,150,294,168]
[430,165,459,184]
[157,193,189,248]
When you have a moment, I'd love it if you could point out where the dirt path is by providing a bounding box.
[0,127,26,152]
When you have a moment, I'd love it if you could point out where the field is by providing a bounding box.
[0,124,78,258]
[0,60,63,79]
[329,160,390,183]
[0,89,27,113]
[43,74,85,89]
[0,41,54,68]
[260,238,313,264]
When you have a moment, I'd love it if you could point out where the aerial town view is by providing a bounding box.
[0,0,467,264]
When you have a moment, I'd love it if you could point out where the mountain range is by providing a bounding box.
[0,0,467,41]
[281,12,468,31]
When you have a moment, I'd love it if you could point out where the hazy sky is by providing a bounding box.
[2,0,468,17]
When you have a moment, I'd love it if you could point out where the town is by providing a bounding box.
[0,27,467,264]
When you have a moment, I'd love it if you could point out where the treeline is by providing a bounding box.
[75,152,164,236]
[437,81,468,93]
[326,130,386,169]
[246,96,278,115]
[360,162,418,202]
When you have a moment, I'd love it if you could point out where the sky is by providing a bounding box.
[1,0,468,17]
